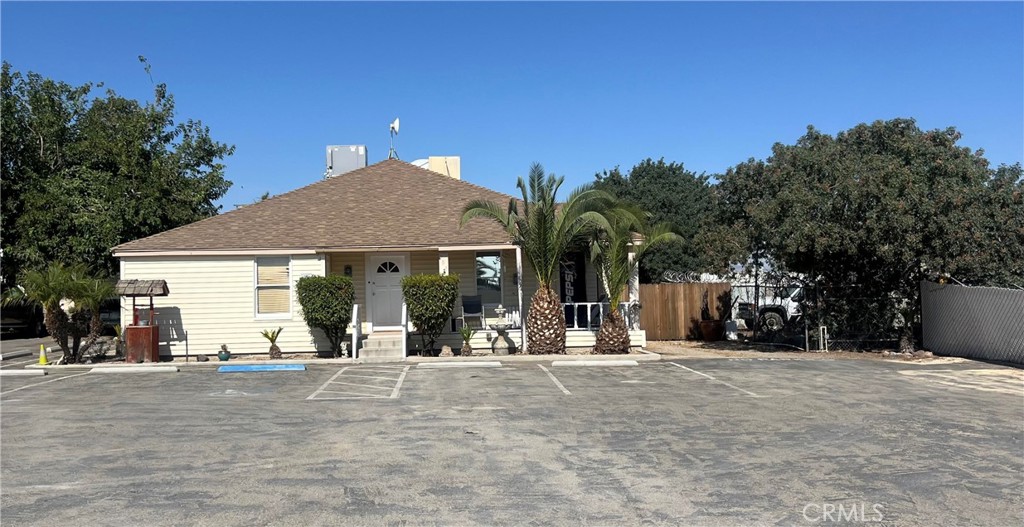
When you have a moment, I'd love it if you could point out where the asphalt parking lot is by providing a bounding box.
[1,358,1022,526]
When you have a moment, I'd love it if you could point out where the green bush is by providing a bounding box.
[401,274,460,354]
[296,275,355,357]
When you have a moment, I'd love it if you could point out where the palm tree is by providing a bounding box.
[590,206,679,354]
[461,163,612,354]
[3,263,113,363]
[76,277,117,355]
[262,327,284,359]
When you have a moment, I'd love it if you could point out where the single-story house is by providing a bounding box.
[112,159,645,358]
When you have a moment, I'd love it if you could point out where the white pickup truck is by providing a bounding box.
[737,285,804,332]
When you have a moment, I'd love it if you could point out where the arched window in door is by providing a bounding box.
[376,261,400,273]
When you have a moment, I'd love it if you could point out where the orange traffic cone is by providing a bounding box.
[38,345,48,365]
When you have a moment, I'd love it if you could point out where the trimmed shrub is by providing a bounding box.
[296,275,355,357]
[401,274,460,355]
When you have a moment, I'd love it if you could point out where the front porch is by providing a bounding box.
[324,246,645,357]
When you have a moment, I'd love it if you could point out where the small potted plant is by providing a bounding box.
[218,344,231,361]
[261,327,284,359]
[458,325,475,357]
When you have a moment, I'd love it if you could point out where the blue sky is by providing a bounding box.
[3,2,1022,208]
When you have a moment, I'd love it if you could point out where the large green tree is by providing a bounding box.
[1,62,234,285]
[461,163,612,355]
[594,158,714,282]
[717,118,1024,349]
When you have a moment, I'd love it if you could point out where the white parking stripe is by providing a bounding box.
[306,367,350,400]
[390,365,411,399]
[668,362,760,397]
[538,365,571,395]
[329,381,392,390]
[0,372,92,396]
[341,374,402,381]
[318,389,388,398]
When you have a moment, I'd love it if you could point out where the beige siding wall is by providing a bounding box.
[410,251,439,275]
[327,253,367,306]
[120,254,328,356]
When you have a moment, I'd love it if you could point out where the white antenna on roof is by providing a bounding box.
[388,118,400,160]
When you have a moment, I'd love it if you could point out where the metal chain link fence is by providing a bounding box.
[731,283,913,351]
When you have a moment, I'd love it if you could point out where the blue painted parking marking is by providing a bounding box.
[218,364,307,373]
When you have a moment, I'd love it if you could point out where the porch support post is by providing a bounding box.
[516,246,526,354]
[438,251,449,276]
[627,246,639,302]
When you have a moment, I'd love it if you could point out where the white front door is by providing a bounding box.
[368,254,408,329]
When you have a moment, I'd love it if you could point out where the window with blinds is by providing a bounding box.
[256,257,290,316]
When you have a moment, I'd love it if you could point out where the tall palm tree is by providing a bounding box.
[590,206,679,354]
[461,163,612,354]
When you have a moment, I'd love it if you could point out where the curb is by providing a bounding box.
[551,360,639,367]
[28,358,355,370]
[418,361,502,369]
[0,369,47,377]
[0,350,33,361]
[90,366,179,373]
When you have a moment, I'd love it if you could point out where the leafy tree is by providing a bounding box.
[2,263,114,363]
[1,62,234,285]
[462,163,612,354]
[400,274,460,355]
[594,159,714,282]
[717,118,1024,350]
[296,275,355,357]
[589,204,679,354]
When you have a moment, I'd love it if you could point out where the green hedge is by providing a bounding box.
[296,275,355,357]
[401,274,460,354]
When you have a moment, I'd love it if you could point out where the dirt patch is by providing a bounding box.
[645,339,959,363]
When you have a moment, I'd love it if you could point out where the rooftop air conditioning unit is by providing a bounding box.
[325,145,367,178]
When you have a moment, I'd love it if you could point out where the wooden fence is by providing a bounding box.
[639,283,732,340]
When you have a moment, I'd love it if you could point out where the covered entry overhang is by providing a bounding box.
[323,243,527,351]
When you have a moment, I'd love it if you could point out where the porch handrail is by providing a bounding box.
[350,304,361,359]
[401,302,409,359]
[563,301,640,331]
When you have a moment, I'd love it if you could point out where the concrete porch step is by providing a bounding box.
[358,346,404,361]
[362,337,404,350]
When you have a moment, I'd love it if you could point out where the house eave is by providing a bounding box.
[113,248,320,258]
[113,243,518,258]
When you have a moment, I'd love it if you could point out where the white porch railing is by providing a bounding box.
[564,301,641,331]
[350,304,361,359]
[401,302,409,359]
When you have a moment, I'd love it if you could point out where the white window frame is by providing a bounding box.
[475,251,504,307]
[254,256,292,320]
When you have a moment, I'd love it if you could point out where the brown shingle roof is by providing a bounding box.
[115,279,170,297]
[113,160,515,253]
